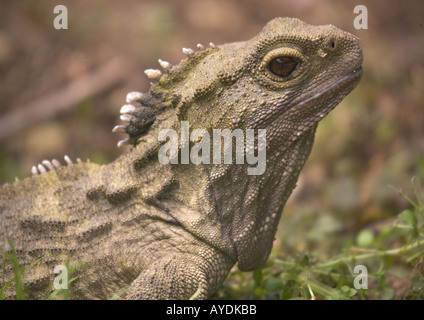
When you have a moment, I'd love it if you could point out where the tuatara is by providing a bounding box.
[0,17,362,299]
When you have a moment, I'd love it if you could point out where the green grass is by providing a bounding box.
[46,258,80,300]
[0,245,82,300]
[0,238,43,300]
[214,177,424,300]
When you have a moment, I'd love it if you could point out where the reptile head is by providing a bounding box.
[224,18,362,270]
[206,17,361,270]
[115,17,362,271]
[247,17,362,143]
[116,17,362,148]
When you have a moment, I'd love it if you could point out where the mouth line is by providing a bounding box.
[296,66,363,108]
[251,65,363,130]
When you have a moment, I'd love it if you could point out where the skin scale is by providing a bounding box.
[0,17,362,299]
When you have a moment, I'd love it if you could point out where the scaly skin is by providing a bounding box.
[0,17,362,299]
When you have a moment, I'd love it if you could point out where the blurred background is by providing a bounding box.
[0,0,423,273]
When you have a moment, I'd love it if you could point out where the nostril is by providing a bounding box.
[326,38,337,51]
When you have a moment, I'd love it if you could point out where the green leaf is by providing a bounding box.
[399,209,417,229]
[340,285,357,298]
[412,275,424,290]
[356,230,375,248]
[380,288,394,300]
[265,276,283,292]
[298,253,310,267]
[340,285,350,292]
[253,268,263,285]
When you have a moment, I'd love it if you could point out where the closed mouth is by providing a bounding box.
[256,65,363,132]
[297,66,362,108]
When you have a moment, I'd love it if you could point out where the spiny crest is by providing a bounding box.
[113,42,218,147]
[112,91,163,147]
[142,42,216,83]
[1,155,84,185]
[31,155,83,176]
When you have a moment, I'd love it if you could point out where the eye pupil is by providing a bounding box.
[268,57,299,78]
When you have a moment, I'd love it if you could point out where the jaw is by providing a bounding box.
[280,66,363,138]
[229,69,362,270]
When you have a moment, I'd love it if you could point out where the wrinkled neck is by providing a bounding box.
[207,126,317,270]
[155,123,317,269]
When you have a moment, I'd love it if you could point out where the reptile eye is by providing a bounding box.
[267,56,299,78]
